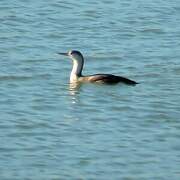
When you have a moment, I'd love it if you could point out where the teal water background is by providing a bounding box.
[1,0,180,179]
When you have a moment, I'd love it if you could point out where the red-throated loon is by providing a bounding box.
[58,50,138,85]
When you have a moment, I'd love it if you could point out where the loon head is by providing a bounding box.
[58,50,84,78]
[58,50,84,63]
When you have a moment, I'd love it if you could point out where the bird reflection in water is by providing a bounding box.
[68,82,82,106]
[69,82,82,93]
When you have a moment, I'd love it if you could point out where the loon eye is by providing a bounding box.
[70,51,74,55]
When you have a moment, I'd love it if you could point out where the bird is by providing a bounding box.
[58,50,138,85]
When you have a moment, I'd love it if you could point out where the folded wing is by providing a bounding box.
[87,74,138,85]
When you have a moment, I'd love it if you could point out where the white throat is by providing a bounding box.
[70,57,84,83]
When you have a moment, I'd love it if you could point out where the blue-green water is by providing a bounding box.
[1,0,180,179]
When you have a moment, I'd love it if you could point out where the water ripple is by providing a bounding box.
[1,0,180,179]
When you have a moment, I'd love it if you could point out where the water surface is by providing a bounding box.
[1,0,180,179]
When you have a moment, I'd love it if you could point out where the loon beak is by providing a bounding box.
[58,52,68,56]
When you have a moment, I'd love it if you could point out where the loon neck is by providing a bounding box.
[70,58,84,82]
